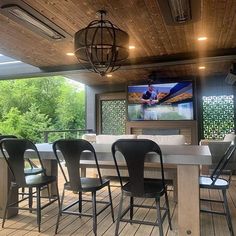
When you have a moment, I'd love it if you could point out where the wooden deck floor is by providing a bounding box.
[0,174,235,236]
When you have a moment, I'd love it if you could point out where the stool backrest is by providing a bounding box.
[112,139,165,196]
[0,139,44,186]
[53,139,102,192]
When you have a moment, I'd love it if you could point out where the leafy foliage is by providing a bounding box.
[0,77,85,143]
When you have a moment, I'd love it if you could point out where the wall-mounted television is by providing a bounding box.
[127,81,194,121]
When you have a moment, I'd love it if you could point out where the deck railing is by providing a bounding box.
[41,129,94,143]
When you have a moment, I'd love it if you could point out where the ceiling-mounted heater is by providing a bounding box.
[157,0,201,25]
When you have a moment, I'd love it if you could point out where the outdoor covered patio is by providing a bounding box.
[1,1,236,236]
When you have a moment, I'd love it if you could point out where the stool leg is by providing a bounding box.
[156,198,164,236]
[130,196,134,222]
[29,187,33,213]
[46,184,51,201]
[21,187,25,199]
[55,182,61,211]
[79,191,82,215]
[107,184,114,222]
[115,191,124,236]
[92,191,97,236]
[36,187,41,232]
[55,187,65,234]
[2,185,13,228]
[222,190,234,236]
[165,191,172,230]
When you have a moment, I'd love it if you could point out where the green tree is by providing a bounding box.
[20,104,52,143]
[0,107,23,135]
[55,84,85,129]
[0,77,85,143]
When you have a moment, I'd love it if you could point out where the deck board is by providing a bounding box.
[0,173,235,236]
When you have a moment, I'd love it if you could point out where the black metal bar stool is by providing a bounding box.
[0,138,60,232]
[111,139,172,236]
[53,139,114,235]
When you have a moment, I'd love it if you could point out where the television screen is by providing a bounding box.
[127,81,194,121]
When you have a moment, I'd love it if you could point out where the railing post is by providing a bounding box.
[44,131,49,143]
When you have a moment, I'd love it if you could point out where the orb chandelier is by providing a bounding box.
[74,10,129,77]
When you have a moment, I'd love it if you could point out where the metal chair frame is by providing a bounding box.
[111,139,172,236]
[0,138,60,232]
[53,139,114,235]
[0,135,43,175]
[200,145,236,236]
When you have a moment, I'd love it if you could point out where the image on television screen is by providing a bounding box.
[127,81,194,121]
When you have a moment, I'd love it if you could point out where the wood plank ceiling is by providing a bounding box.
[0,0,236,85]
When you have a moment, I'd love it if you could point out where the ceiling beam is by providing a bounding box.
[40,47,236,72]
[0,48,236,80]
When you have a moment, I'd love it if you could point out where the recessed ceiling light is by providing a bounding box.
[66,52,75,56]
[129,45,135,49]
[199,66,206,70]
[106,74,112,77]
[197,37,207,41]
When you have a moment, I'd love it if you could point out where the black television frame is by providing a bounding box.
[126,79,196,121]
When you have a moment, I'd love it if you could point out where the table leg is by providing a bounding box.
[81,167,86,177]
[42,159,58,196]
[0,159,18,218]
[177,164,200,236]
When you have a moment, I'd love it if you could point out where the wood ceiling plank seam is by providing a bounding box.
[216,0,229,48]
[168,22,187,54]
[135,0,160,56]
[111,0,151,57]
[176,25,189,53]
[222,0,236,49]
[54,0,96,29]
[173,15,191,53]
[131,0,161,56]
[91,0,131,32]
[192,21,202,54]
[205,0,218,51]
[200,0,208,48]
[92,0,144,59]
[211,0,219,50]
[185,22,197,52]
[58,0,102,31]
[0,19,54,65]
[193,0,204,52]
[168,25,182,54]
[144,0,172,55]
[154,0,176,54]
[95,0,138,39]
[23,0,76,35]
[218,1,235,49]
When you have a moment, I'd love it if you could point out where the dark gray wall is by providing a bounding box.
[198,74,236,139]
[85,84,125,132]
[200,74,235,96]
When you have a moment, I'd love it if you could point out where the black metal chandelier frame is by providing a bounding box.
[74,10,129,77]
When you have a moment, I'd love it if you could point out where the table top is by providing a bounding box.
[36,143,212,165]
